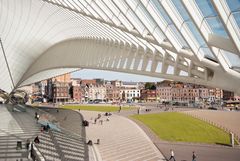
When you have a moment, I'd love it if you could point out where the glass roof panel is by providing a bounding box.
[2,0,240,93]
[205,16,228,37]
[172,0,216,60]
[149,0,172,24]
[232,11,240,29]
[90,1,109,22]
[69,0,83,11]
[171,0,190,21]
[147,0,189,48]
[185,21,205,47]
[226,0,240,12]
[195,0,216,17]
[169,25,189,48]
[104,1,133,30]
[127,10,146,34]
[81,0,99,18]
[199,47,216,60]
[195,0,228,37]
[135,5,156,30]
[222,50,240,67]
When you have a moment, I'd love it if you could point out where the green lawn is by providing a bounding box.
[62,105,134,112]
[132,112,231,145]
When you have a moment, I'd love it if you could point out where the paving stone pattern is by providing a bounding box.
[80,110,165,161]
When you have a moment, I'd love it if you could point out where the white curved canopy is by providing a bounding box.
[0,0,240,94]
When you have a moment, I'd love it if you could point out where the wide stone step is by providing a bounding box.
[53,133,83,143]
[103,143,153,158]
[56,139,84,148]
[100,138,148,152]
[59,144,84,152]
[62,149,85,157]
[64,154,85,161]
[42,154,61,161]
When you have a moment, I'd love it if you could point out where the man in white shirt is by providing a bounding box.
[169,149,176,161]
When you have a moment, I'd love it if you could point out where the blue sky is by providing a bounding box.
[71,69,164,82]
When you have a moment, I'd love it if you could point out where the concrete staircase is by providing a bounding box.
[81,110,165,161]
[35,129,86,161]
[0,104,41,161]
[0,104,88,161]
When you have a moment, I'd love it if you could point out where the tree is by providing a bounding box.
[69,86,73,99]
[145,82,156,90]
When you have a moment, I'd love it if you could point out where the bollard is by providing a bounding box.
[230,132,234,147]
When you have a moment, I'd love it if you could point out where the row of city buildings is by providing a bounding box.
[19,73,240,105]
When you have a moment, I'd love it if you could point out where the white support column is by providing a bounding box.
[161,52,169,74]
[104,41,115,68]
[118,44,130,69]
[113,43,126,69]
[141,51,151,71]
[101,39,111,68]
[89,39,100,67]
[151,53,161,73]
[92,39,104,67]
[188,61,194,77]
[126,45,137,69]
[80,39,89,66]
[132,47,143,70]
[174,55,180,76]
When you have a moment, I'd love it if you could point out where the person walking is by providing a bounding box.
[192,151,197,161]
[28,142,34,160]
[119,104,122,113]
[26,139,30,149]
[36,114,40,123]
[169,149,176,161]
[35,112,38,119]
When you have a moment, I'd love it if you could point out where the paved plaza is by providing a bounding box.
[80,110,165,161]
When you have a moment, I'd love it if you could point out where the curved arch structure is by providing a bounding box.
[0,0,240,94]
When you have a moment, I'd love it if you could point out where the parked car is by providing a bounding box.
[208,107,218,110]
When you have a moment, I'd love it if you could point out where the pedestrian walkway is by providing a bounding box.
[80,110,165,161]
